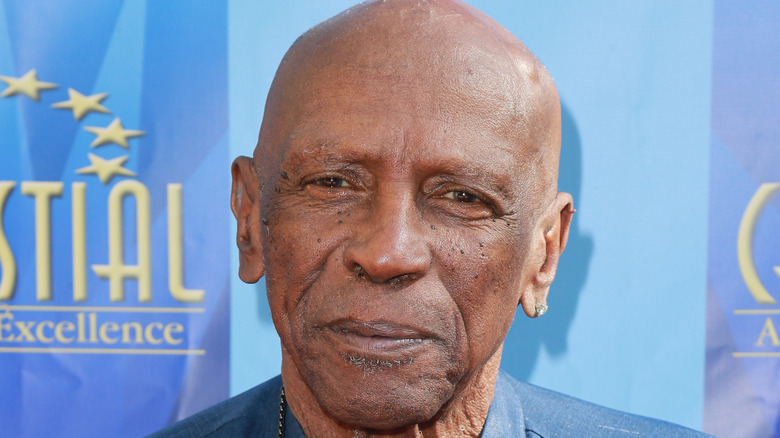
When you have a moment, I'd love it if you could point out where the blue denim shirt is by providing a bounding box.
[150,371,710,437]
[482,371,710,437]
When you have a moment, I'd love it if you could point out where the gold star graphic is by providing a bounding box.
[76,153,136,184]
[0,69,58,101]
[84,118,145,149]
[52,88,111,121]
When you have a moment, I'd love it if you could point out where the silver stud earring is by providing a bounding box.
[534,303,548,317]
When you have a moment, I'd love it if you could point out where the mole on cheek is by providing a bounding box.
[280,171,289,179]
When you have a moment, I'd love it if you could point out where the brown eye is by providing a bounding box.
[316,177,351,188]
[443,190,478,203]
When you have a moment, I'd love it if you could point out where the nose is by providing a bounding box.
[342,193,431,284]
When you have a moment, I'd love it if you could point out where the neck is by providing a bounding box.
[281,346,503,438]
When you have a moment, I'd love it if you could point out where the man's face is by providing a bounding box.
[254,29,549,429]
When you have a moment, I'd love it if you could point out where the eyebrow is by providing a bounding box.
[424,159,519,202]
[281,136,386,169]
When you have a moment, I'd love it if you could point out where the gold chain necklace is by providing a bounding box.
[277,386,286,438]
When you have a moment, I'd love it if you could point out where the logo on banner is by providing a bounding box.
[734,183,780,356]
[0,69,206,356]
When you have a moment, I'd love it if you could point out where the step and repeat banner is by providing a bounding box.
[0,1,229,437]
[0,0,779,437]
[705,1,780,437]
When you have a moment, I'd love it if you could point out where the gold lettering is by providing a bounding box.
[738,183,780,304]
[36,321,54,343]
[55,320,75,343]
[0,182,17,300]
[168,184,205,303]
[144,322,163,345]
[99,321,119,344]
[72,182,87,301]
[14,320,35,342]
[92,180,152,302]
[163,322,183,345]
[0,311,190,348]
[76,312,86,342]
[121,321,143,343]
[756,317,780,346]
[0,311,13,341]
[20,182,64,301]
[88,312,98,343]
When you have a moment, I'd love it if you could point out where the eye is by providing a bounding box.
[316,177,352,188]
[443,190,479,203]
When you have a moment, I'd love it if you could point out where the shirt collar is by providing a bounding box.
[481,370,527,437]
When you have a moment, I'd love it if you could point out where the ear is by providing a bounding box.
[519,192,574,317]
[231,156,265,283]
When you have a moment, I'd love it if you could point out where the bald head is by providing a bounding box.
[257,0,561,210]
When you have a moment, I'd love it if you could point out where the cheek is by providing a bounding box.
[261,204,352,335]
[263,226,318,306]
[263,201,342,284]
[437,228,527,362]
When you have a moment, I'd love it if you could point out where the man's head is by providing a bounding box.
[231,0,573,433]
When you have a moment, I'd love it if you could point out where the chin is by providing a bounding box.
[301,345,465,430]
[315,369,453,429]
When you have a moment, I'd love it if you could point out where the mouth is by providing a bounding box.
[326,320,432,356]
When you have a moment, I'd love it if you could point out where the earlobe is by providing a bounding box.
[519,192,574,318]
[231,156,265,283]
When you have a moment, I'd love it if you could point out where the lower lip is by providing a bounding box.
[330,329,429,355]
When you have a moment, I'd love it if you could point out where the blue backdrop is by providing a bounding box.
[4,1,776,437]
[704,1,780,437]
[0,1,230,436]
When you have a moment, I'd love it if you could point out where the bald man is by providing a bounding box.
[151,1,708,436]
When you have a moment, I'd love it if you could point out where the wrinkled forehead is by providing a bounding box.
[257,0,560,197]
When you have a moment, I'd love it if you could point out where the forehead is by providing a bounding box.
[276,45,538,166]
[258,0,557,205]
[266,0,550,148]
[285,113,520,172]
[284,28,536,133]
[278,82,531,205]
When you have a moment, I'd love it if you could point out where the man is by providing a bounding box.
[153,0,708,436]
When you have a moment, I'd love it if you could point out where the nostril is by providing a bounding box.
[353,263,367,279]
[352,263,416,285]
[387,274,411,287]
